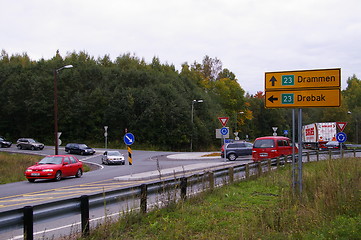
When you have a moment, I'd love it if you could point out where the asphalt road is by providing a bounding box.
[0,145,252,209]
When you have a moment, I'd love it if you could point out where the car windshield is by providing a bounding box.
[253,139,275,148]
[107,151,122,156]
[79,144,88,148]
[0,137,4,141]
[38,156,63,165]
[29,139,37,143]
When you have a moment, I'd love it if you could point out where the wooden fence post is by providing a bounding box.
[140,184,147,214]
[80,195,90,237]
[180,177,187,200]
[209,172,214,190]
[245,164,250,179]
[229,167,234,183]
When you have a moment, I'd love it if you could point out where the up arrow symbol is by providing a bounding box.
[270,76,277,86]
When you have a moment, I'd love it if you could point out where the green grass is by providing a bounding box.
[0,152,42,184]
[0,152,91,184]
[78,158,361,240]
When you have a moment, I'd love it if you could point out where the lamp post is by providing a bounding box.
[54,65,73,155]
[190,99,203,151]
[234,111,244,140]
[348,111,358,143]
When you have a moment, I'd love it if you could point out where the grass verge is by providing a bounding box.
[78,157,361,240]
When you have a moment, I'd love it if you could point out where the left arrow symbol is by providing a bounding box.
[268,95,278,103]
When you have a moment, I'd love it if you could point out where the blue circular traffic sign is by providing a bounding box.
[220,127,229,136]
[124,133,135,145]
[336,132,347,143]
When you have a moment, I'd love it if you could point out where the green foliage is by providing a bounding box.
[1,50,360,148]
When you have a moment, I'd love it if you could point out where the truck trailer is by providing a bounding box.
[302,122,337,149]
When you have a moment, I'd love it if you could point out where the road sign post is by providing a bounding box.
[265,68,341,198]
[124,133,135,165]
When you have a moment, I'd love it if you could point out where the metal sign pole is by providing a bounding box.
[292,109,296,191]
[298,108,303,196]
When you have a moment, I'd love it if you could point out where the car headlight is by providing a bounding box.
[26,169,33,172]
[42,169,54,172]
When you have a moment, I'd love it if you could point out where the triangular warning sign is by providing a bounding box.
[218,117,229,126]
[336,122,347,132]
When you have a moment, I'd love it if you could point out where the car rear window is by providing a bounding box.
[253,139,275,148]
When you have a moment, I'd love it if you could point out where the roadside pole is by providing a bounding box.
[123,129,135,165]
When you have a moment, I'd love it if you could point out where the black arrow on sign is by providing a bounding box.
[269,76,277,86]
[268,95,278,103]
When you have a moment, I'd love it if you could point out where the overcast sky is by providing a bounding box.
[1,0,360,94]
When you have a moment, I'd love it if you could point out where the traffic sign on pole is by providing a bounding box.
[220,127,229,136]
[265,89,340,108]
[336,122,347,132]
[336,132,347,143]
[124,133,135,145]
[265,68,340,90]
[265,68,341,109]
[218,117,229,126]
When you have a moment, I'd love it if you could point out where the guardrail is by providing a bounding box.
[0,149,360,240]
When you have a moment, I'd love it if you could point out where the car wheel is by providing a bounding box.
[0,144,3,148]
[54,171,62,181]
[227,153,237,161]
[28,179,35,183]
[80,151,84,155]
[75,169,83,178]
[18,145,22,150]
[31,146,35,150]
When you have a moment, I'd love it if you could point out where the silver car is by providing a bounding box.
[101,151,125,165]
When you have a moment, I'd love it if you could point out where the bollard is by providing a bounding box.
[307,152,310,162]
[180,177,187,200]
[316,150,319,161]
[267,159,271,172]
[23,206,33,240]
[80,195,90,237]
[329,150,332,160]
[140,184,147,214]
[354,149,356,157]
[229,167,234,183]
[276,157,280,168]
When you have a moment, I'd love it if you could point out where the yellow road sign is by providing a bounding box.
[265,68,340,90]
[265,89,340,108]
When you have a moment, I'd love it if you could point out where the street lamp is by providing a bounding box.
[54,65,73,155]
[234,111,244,140]
[348,111,358,143]
[190,99,203,151]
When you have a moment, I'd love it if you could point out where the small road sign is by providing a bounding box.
[218,117,229,126]
[124,133,135,145]
[220,127,229,136]
[336,132,347,143]
[336,122,347,132]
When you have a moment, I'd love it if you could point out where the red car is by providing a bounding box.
[25,155,83,183]
[252,136,297,162]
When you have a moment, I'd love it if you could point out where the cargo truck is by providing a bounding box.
[302,122,337,150]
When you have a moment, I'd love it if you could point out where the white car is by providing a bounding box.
[101,151,125,165]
